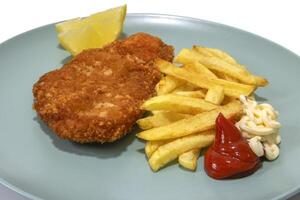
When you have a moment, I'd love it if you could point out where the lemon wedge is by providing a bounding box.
[58,25,104,56]
[55,18,85,33]
[56,5,127,55]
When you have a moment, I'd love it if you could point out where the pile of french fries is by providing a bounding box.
[137,45,268,171]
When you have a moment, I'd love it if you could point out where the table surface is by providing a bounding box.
[0,0,299,199]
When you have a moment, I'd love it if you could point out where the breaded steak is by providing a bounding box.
[33,32,174,143]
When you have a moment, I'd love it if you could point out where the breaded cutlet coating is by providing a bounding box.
[33,32,174,143]
[107,32,174,63]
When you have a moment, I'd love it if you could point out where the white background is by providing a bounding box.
[0,0,299,199]
[1,0,300,56]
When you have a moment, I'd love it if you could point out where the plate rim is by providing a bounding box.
[0,13,299,200]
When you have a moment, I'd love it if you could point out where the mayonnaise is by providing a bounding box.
[235,95,281,160]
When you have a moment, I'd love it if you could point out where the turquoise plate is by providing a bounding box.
[0,14,299,200]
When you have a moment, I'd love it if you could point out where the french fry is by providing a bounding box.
[184,62,217,79]
[193,46,250,83]
[150,110,162,115]
[205,85,225,105]
[141,94,218,114]
[137,45,270,172]
[183,53,239,83]
[155,59,255,98]
[148,131,214,171]
[222,96,237,105]
[193,45,238,65]
[145,140,171,158]
[186,46,244,82]
[191,45,214,57]
[137,111,191,130]
[155,75,185,95]
[171,83,198,92]
[214,71,240,83]
[175,49,268,86]
[137,100,242,141]
[173,90,206,98]
[178,148,201,171]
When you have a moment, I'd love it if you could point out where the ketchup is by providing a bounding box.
[204,113,261,179]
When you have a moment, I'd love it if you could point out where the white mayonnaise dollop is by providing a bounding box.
[235,95,281,160]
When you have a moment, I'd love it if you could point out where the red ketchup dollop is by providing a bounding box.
[204,113,261,179]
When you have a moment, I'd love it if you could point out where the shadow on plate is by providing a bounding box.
[33,116,136,159]
[119,32,128,39]
[254,93,268,101]
[56,44,72,64]
[57,44,65,50]
[60,55,72,65]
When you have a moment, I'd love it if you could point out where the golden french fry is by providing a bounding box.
[184,62,217,79]
[193,45,238,65]
[190,46,245,81]
[173,90,206,98]
[145,140,171,158]
[141,94,218,114]
[148,131,215,171]
[221,96,237,105]
[214,71,240,83]
[192,45,214,57]
[205,85,225,105]
[193,46,250,82]
[150,110,162,115]
[171,83,199,92]
[137,100,242,141]
[175,49,268,86]
[155,59,255,98]
[137,111,192,130]
[155,75,185,95]
[183,59,238,83]
[178,148,201,171]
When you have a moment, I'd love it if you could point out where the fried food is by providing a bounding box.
[192,45,238,65]
[136,44,269,172]
[155,75,185,95]
[137,111,191,130]
[214,71,241,83]
[33,32,174,143]
[175,48,268,86]
[145,139,173,158]
[173,90,206,98]
[178,148,201,171]
[149,131,214,171]
[171,83,198,92]
[141,94,218,114]
[156,59,255,98]
[137,100,242,141]
[205,85,225,105]
[183,62,217,79]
